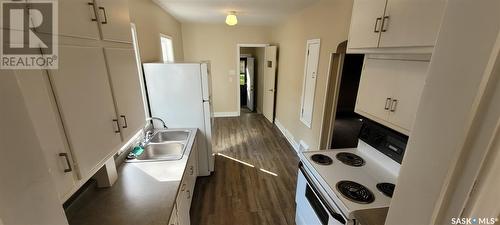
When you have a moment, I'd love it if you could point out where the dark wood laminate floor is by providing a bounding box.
[190,112,300,225]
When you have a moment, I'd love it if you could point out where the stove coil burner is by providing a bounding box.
[336,152,365,167]
[376,182,395,198]
[310,154,333,165]
[336,180,375,204]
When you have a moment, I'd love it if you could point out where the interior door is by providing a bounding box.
[47,45,122,178]
[95,0,132,43]
[347,0,387,49]
[246,57,255,111]
[263,46,277,123]
[104,47,146,141]
[300,40,321,128]
[378,0,446,48]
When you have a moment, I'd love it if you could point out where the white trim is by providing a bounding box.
[130,23,150,118]
[236,44,269,117]
[274,119,299,153]
[299,38,321,128]
[213,111,239,117]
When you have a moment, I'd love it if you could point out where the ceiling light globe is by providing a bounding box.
[225,13,238,26]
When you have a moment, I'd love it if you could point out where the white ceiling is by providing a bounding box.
[152,0,320,26]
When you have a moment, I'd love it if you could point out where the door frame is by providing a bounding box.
[236,44,269,116]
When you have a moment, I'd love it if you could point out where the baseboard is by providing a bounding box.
[213,111,239,117]
[274,119,300,153]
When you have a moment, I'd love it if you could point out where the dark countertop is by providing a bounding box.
[66,128,198,225]
[353,207,389,225]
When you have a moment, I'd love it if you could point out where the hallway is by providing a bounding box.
[190,112,300,225]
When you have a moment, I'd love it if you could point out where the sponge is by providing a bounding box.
[131,146,144,156]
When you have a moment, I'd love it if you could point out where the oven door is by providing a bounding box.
[296,164,347,225]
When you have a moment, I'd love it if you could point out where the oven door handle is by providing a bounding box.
[299,163,347,224]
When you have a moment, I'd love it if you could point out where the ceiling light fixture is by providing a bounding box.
[225,11,238,26]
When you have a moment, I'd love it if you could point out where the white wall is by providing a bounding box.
[182,24,272,113]
[128,0,184,62]
[385,1,500,224]
[0,71,68,225]
[271,0,354,150]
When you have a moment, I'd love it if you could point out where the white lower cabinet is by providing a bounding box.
[355,57,428,135]
[47,45,123,179]
[174,141,198,225]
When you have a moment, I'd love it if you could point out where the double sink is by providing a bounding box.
[126,129,193,162]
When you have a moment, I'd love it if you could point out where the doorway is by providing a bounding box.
[237,44,278,122]
[319,41,365,149]
[237,45,266,114]
[239,53,255,112]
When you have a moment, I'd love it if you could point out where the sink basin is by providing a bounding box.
[150,130,190,143]
[136,143,186,161]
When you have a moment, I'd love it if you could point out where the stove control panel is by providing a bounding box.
[358,119,408,163]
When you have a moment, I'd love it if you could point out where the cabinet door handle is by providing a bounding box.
[384,98,392,110]
[187,190,191,199]
[374,17,382,33]
[113,119,120,133]
[59,153,73,173]
[88,2,97,21]
[120,115,128,128]
[381,16,390,32]
[189,165,194,175]
[390,99,398,112]
[181,183,186,191]
[98,7,108,24]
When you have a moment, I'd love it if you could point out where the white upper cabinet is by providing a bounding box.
[48,45,122,178]
[15,70,78,202]
[56,0,101,39]
[347,0,446,53]
[33,0,132,43]
[355,59,393,122]
[379,0,446,48]
[355,57,429,135]
[347,0,387,49]
[388,60,428,131]
[95,0,133,43]
[104,47,146,140]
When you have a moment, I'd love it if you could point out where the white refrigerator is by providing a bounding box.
[143,62,214,176]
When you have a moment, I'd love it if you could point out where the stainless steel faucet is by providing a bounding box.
[141,117,167,147]
[146,117,168,129]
